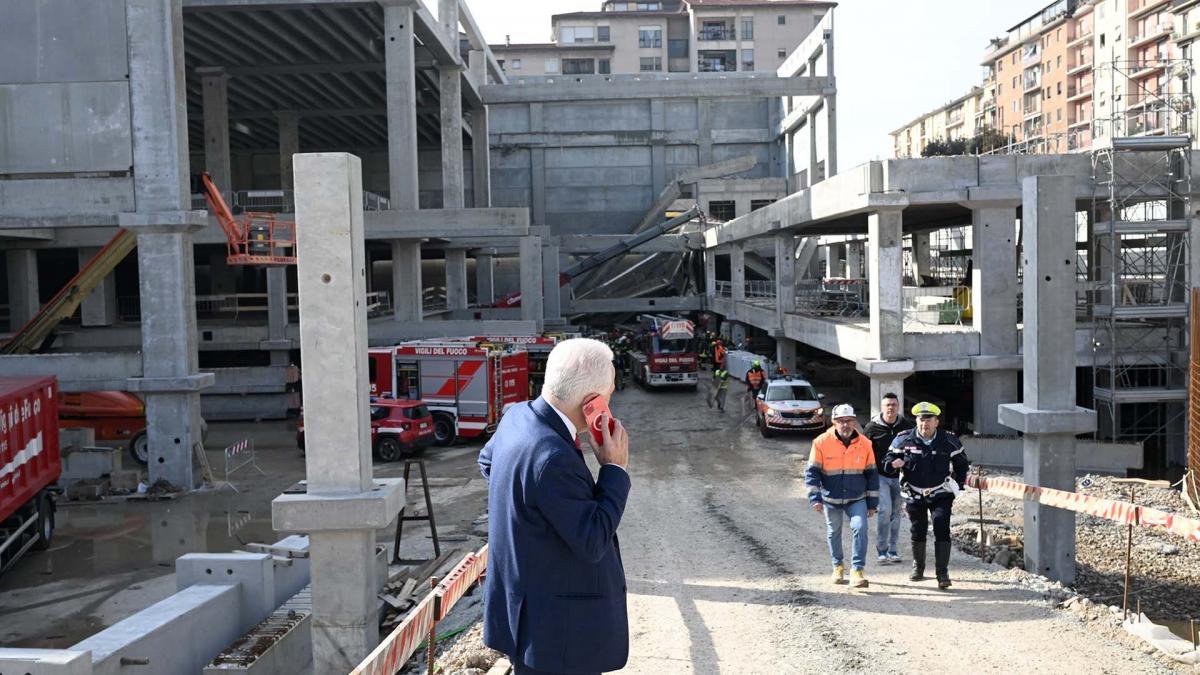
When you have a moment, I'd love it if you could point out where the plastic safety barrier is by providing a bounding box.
[967,475,1200,543]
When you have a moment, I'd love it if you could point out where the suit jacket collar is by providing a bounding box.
[531,396,575,445]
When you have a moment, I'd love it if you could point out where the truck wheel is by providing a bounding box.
[432,414,456,447]
[377,437,404,463]
[32,493,54,551]
[129,430,149,465]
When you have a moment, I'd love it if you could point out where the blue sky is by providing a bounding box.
[464,0,1050,169]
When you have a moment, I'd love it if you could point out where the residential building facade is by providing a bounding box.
[891,87,984,158]
[491,0,834,77]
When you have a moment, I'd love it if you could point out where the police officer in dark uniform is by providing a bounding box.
[882,401,969,590]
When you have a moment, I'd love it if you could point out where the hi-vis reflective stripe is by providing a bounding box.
[0,433,42,481]
[968,475,1200,543]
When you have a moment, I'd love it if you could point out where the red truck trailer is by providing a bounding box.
[0,376,60,574]
[462,335,560,398]
[368,340,529,446]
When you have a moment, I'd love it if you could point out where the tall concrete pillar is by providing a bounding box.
[999,176,1097,584]
[868,210,904,360]
[445,248,468,311]
[78,247,118,327]
[541,234,562,321]
[858,359,914,418]
[775,337,797,374]
[845,241,862,279]
[519,235,544,323]
[475,252,495,306]
[774,233,795,327]
[384,3,419,209]
[970,203,1020,435]
[697,98,713,165]
[6,249,40,329]
[704,248,717,299]
[823,243,843,278]
[822,27,837,177]
[200,67,231,198]
[277,111,299,211]
[391,240,422,322]
[439,65,465,209]
[912,233,932,282]
[730,243,746,305]
[468,50,491,208]
[808,110,819,185]
[123,0,209,490]
[266,267,289,366]
[274,153,403,673]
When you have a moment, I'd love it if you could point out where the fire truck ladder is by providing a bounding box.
[201,172,296,266]
[2,229,136,355]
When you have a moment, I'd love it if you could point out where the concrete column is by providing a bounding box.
[475,252,495,306]
[529,103,546,224]
[971,204,1020,435]
[731,243,746,305]
[999,175,1097,585]
[6,250,40,329]
[822,27,837,177]
[845,241,862,279]
[774,233,795,326]
[541,234,562,321]
[266,267,289,366]
[912,233,932,283]
[697,98,714,165]
[277,111,299,211]
[391,240,422,322]
[868,209,904,360]
[775,337,797,374]
[276,153,403,672]
[808,111,819,186]
[467,50,490,209]
[704,248,717,299]
[519,235,544,323]
[200,67,231,197]
[78,247,118,327]
[384,3,419,209]
[650,99,667,194]
[124,0,207,490]
[859,359,915,418]
[439,65,465,209]
[445,248,468,311]
[823,243,843,278]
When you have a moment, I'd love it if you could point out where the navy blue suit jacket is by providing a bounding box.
[478,397,631,674]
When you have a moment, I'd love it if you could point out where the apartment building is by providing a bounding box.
[491,0,834,77]
[893,0,1187,158]
[891,87,984,158]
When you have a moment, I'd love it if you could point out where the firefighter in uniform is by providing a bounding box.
[882,402,969,590]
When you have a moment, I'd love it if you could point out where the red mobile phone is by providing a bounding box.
[582,395,617,446]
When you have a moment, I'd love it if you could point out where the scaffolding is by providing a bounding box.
[1090,56,1193,471]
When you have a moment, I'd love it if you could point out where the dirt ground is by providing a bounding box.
[2,375,1196,673]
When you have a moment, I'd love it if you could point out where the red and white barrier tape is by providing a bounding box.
[352,544,490,675]
[225,439,250,456]
[968,475,1200,543]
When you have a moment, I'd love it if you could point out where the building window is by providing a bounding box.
[741,17,754,40]
[545,58,559,73]
[1057,55,1062,67]
[777,15,785,25]
[598,26,610,42]
[640,56,662,71]
[778,48,787,59]
[639,26,662,48]
[750,199,774,212]
[1057,82,1062,95]
[511,58,521,70]
[1058,109,1062,121]
[708,200,736,221]
[561,26,595,44]
[998,83,1003,95]
[563,58,595,74]
[742,48,754,71]
[599,58,611,74]
[497,59,505,70]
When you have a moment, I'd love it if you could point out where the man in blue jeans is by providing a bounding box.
[805,404,879,588]
[863,392,915,565]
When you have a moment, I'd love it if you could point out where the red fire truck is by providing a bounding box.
[462,335,564,397]
[368,340,529,446]
[630,314,699,389]
[0,377,60,575]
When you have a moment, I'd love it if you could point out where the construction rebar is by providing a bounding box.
[1188,288,1200,510]
[1123,485,1136,622]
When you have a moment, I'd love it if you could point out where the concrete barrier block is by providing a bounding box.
[176,553,274,636]
[59,447,117,490]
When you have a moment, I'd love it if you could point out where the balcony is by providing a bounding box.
[1067,56,1093,75]
[697,26,735,41]
[1130,24,1171,48]
[1068,27,1094,47]
[1024,77,1042,92]
[1130,58,1167,78]
[1129,0,1169,20]
[1067,83,1093,101]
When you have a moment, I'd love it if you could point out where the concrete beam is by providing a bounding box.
[560,234,699,254]
[456,0,506,84]
[366,319,540,345]
[482,75,833,104]
[0,353,143,392]
[366,208,530,239]
[566,296,703,314]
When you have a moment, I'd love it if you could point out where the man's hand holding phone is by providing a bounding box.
[583,396,628,470]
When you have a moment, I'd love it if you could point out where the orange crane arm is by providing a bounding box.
[200,172,243,249]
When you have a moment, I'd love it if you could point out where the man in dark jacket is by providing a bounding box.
[883,401,969,590]
[479,338,631,674]
[862,392,914,565]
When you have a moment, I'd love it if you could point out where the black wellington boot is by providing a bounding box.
[935,542,952,589]
[910,541,926,582]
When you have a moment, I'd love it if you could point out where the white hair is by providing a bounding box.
[543,338,614,406]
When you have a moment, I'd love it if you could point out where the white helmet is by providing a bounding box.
[831,404,856,419]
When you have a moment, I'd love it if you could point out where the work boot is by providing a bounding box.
[831,564,847,585]
[910,541,926,582]
[851,569,869,589]
[935,542,952,590]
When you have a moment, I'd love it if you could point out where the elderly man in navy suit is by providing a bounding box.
[478,337,631,675]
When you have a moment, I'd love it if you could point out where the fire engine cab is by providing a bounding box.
[630,314,699,388]
[368,339,529,445]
